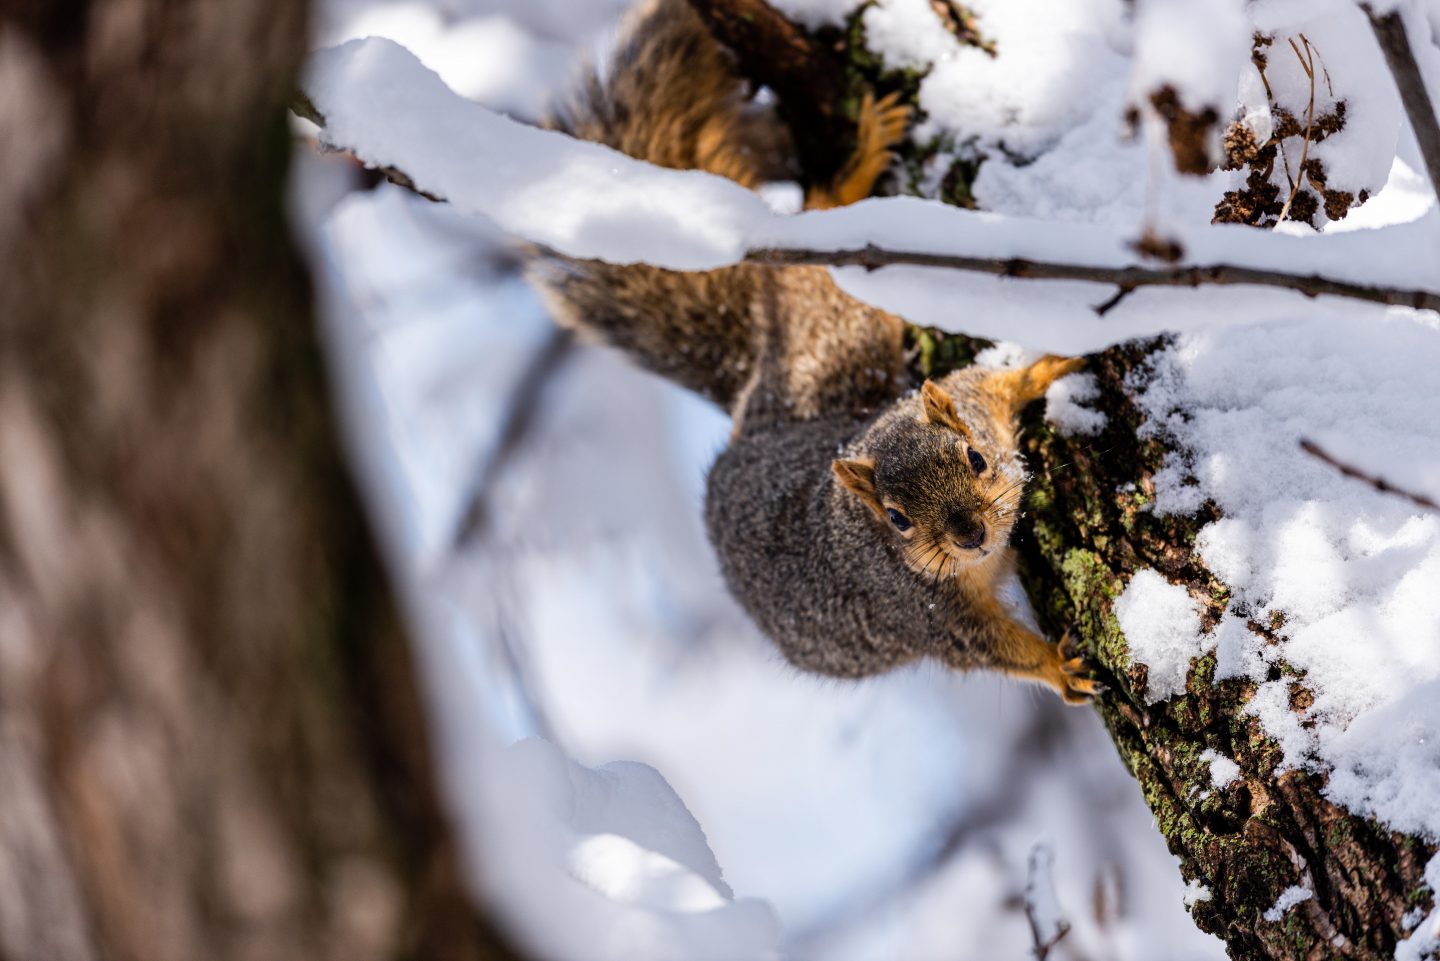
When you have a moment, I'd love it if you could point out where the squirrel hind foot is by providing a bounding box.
[806,91,913,210]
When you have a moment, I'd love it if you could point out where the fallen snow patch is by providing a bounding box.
[1199,749,1240,789]
[1045,371,1106,437]
[1113,569,1211,703]
[1396,855,1440,961]
[479,738,782,961]
[1183,878,1213,909]
[1262,884,1312,923]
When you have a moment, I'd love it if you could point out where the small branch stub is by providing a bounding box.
[1366,7,1440,201]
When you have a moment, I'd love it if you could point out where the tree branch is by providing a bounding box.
[745,244,1440,314]
[294,95,1440,318]
[1365,6,1440,200]
[292,93,445,202]
[685,0,855,188]
[452,327,576,551]
[1023,843,1071,961]
[1300,437,1439,512]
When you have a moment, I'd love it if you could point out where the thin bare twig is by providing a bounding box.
[745,245,1440,314]
[1276,35,1316,227]
[1299,438,1439,512]
[1365,6,1440,199]
[1023,842,1071,961]
[1093,284,1135,316]
[453,327,577,551]
[785,701,1071,957]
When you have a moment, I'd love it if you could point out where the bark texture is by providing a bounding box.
[686,0,856,190]
[1009,342,1437,961]
[0,2,519,959]
[699,3,1438,958]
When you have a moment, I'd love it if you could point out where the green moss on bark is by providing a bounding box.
[908,326,1436,959]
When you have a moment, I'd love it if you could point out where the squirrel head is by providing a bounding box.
[832,379,1023,579]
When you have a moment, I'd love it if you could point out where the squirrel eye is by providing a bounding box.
[886,508,912,531]
[967,447,988,474]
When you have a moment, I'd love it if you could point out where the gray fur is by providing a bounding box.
[531,0,1095,700]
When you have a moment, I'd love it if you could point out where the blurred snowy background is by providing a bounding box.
[291,0,1440,958]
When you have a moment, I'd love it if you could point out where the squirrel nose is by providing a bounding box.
[949,512,986,550]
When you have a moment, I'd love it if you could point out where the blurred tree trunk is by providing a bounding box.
[0,2,519,960]
[691,3,1439,959]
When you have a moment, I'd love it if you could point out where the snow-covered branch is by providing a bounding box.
[302,37,1440,354]
[745,243,1440,313]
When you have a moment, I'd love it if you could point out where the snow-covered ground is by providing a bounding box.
[296,0,1440,958]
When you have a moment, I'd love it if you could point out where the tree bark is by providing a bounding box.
[697,3,1439,958]
[1010,342,1437,961]
[685,0,858,190]
[0,2,521,959]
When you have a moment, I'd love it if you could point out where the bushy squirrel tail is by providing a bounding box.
[526,0,784,410]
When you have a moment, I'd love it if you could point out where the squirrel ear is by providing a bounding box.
[832,458,883,514]
[919,380,974,441]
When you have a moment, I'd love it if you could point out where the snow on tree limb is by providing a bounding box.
[303,36,1440,353]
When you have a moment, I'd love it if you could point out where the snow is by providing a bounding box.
[298,0,1440,958]
[1023,842,1067,948]
[1131,0,1249,115]
[303,37,1440,355]
[1199,749,1240,789]
[1183,879,1212,909]
[1044,372,1106,437]
[864,0,967,72]
[1251,2,1401,204]
[305,166,1228,960]
[483,738,783,961]
[305,175,783,960]
[305,38,772,270]
[765,0,863,30]
[1395,855,1440,961]
[872,0,1133,162]
[1133,310,1440,838]
[313,4,571,120]
[1113,569,1211,704]
[1262,883,1313,922]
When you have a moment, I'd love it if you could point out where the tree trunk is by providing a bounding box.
[0,2,519,959]
[1012,342,1436,961]
[694,3,1439,958]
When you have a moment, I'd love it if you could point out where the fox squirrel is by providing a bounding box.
[529,0,1098,702]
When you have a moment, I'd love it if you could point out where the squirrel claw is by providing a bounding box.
[870,90,912,147]
[1056,632,1104,704]
[809,90,913,209]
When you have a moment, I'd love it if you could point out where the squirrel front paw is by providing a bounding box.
[1055,632,1106,705]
